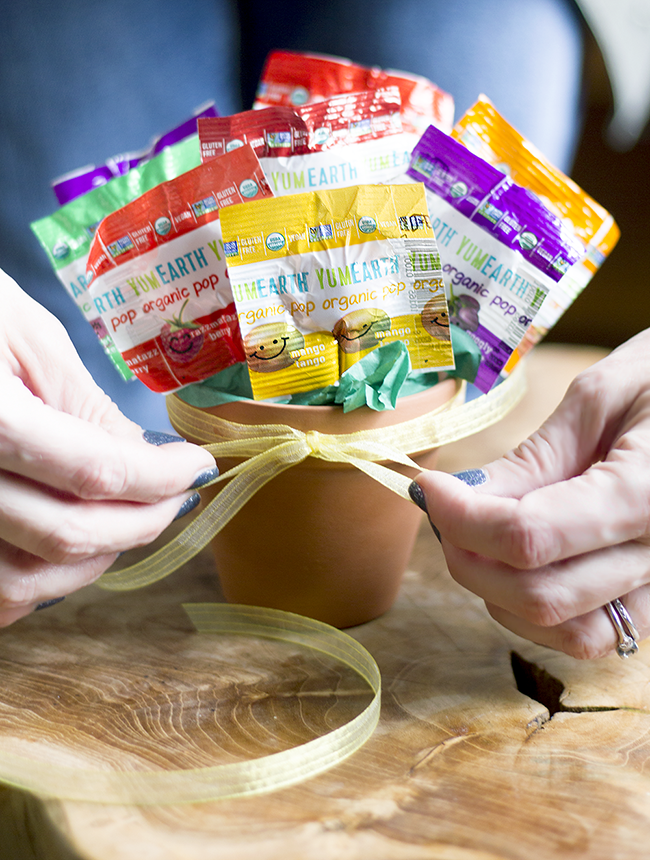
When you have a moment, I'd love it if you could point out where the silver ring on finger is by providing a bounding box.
[605,598,640,659]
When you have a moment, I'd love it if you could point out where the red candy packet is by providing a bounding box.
[254,49,454,136]
[199,88,412,196]
[86,145,272,393]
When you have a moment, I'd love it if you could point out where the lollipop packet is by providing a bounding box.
[84,144,272,393]
[31,135,203,380]
[219,183,454,401]
[405,125,586,393]
[253,49,455,137]
[451,95,620,369]
[198,88,413,197]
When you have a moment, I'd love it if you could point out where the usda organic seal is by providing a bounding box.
[358,216,377,234]
[154,216,172,236]
[52,240,70,260]
[239,179,259,199]
[449,181,468,199]
[518,231,538,250]
[312,126,330,146]
[290,86,309,106]
[266,232,285,251]
[226,139,244,152]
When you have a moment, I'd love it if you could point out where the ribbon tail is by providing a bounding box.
[0,604,381,804]
[99,440,309,591]
[345,457,415,500]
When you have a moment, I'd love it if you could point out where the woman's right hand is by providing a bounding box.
[0,268,217,626]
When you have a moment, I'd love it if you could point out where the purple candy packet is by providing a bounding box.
[51,102,218,206]
[407,125,586,392]
[52,164,117,205]
[409,126,584,280]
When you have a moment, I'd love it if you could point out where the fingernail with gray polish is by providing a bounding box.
[35,597,65,611]
[408,481,428,513]
[408,481,442,544]
[190,466,219,489]
[143,429,186,446]
[453,468,487,487]
[174,492,201,521]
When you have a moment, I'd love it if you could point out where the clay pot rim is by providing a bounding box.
[194,377,460,436]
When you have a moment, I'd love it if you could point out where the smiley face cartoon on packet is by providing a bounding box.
[421,295,451,341]
[244,321,305,373]
[333,308,391,353]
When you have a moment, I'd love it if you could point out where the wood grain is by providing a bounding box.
[4,344,649,860]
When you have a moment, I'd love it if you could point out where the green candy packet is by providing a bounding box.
[30,135,202,380]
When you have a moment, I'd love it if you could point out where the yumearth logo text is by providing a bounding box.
[267,162,358,193]
[231,272,309,302]
[315,255,399,289]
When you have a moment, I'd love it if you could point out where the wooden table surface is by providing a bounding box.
[4,343,649,860]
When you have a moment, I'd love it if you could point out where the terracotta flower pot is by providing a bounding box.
[170,378,457,628]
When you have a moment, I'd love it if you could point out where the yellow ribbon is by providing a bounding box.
[0,604,381,805]
[100,366,526,591]
[0,372,526,805]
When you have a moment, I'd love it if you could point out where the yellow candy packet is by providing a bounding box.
[452,95,620,369]
[220,183,454,400]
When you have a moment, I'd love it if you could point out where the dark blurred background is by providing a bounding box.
[548,32,650,349]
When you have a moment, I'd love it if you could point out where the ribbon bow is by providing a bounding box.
[100,366,525,592]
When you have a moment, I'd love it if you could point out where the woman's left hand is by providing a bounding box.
[414,330,650,659]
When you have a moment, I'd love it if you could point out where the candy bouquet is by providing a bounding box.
[20,47,622,807]
[31,49,619,628]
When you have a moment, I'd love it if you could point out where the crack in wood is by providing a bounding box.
[510,651,622,723]
[409,733,480,775]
